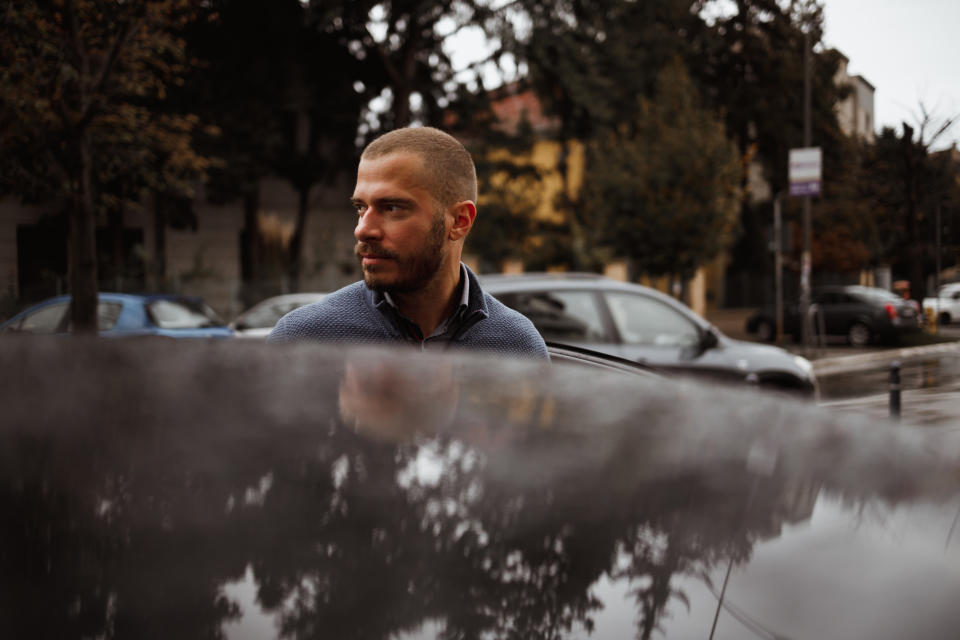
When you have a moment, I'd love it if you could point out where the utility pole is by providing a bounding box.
[800,29,813,352]
[935,202,942,334]
[774,194,784,344]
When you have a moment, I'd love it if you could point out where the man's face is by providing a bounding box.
[352,152,448,293]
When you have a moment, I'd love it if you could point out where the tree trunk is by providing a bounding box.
[69,132,98,334]
[108,203,125,291]
[286,185,311,292]
[153,191,167,291]
[240,184,262,308]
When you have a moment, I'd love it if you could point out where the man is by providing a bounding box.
[269,126,548,359]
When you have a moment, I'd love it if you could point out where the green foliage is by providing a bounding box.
[581,60,743,278]
[0,0,210,207]
[859,121,960,297]
[0,0,210,330]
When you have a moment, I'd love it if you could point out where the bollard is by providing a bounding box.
[889,361,901,420]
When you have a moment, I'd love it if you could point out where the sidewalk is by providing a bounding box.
[705,307,960,374]
[810,341,960,376]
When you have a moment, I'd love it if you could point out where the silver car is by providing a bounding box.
[229,293,326,339]
[481,272,817,397]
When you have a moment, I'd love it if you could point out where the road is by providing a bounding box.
[811,341,960,430]
[706,308,960,427]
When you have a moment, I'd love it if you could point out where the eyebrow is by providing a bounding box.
[350,196,417,209]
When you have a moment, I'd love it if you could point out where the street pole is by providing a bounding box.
[800,29,813,353]
[774,194,783,344]
[935,202,942,334]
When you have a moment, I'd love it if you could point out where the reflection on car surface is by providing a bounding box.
[230,293,327,338]
[746,285,922,347]
[0,293,233,338]
[2,340,958,639]
[481,272,817,397]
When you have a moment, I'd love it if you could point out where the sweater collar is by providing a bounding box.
[368,262,489,333]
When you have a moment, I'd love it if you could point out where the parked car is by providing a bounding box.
[746,285,922,347]
[481,272,817,397]
[0,293,233,338]
[3,339,958,639]
[230,293,327,338]
[922,282,960,325]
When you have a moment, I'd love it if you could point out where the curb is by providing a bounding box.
[812,341,960,376]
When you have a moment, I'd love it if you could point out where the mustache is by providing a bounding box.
[355,243,400,260]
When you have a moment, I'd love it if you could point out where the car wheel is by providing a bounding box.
[755,320,775,342]
[939,312,951,326]
[847,322,871,347]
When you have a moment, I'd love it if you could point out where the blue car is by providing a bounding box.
[0,293,233,338]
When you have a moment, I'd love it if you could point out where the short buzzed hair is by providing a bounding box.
[361,127,478,208]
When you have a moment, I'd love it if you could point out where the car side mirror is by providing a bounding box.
[701,328,719,351]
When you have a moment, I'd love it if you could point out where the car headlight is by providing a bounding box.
[792,355,814,377]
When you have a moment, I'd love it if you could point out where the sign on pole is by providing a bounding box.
[789,147,822,197]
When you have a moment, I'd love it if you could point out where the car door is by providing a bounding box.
[601,290,738,382]
[4,301,70,334]
[816,291,862,336]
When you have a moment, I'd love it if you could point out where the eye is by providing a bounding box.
[352,202,367,215]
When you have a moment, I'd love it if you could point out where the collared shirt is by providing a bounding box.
[383,263,470,344]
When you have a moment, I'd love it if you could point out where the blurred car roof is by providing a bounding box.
[1,340,957,638]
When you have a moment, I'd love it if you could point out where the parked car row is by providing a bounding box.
[745,285,922,347]
[0,292,327,339]
[2,277,817,397]
[0,293,234,339]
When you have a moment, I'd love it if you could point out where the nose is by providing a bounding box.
[354,209,383,243]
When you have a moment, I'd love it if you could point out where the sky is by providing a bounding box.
[820,0,959,148]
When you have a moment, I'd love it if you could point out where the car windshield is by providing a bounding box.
[147,298,222,329]
[239,297,323,329]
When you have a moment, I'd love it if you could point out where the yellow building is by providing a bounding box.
[474,88,717,317]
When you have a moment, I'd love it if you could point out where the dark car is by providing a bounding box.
[2,339,958,639]
[746,285,922,347]
[0,293,233,338]
[481,272,817,397]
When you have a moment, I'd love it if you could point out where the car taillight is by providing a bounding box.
[884,303,897,319]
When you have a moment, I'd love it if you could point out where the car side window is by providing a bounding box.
[605,292,700,348]
[62,301,124,332]
[147,299,217,329]
[242,303,284,329]
[16,302,69,334]
[497,291,607,343]
[97,302,123,330]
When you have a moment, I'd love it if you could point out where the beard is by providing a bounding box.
[356,211,447,294]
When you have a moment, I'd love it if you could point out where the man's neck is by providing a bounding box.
[390,261,463,338]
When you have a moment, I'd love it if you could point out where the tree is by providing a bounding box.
[582,60,743,281]
[0,0,208,332]
[491,0,707,270]
[862,108,959,299]
[693,0,848,287]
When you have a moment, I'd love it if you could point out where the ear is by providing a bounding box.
[448,201,477,241]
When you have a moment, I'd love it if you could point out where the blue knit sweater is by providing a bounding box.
[268,264,549,359]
